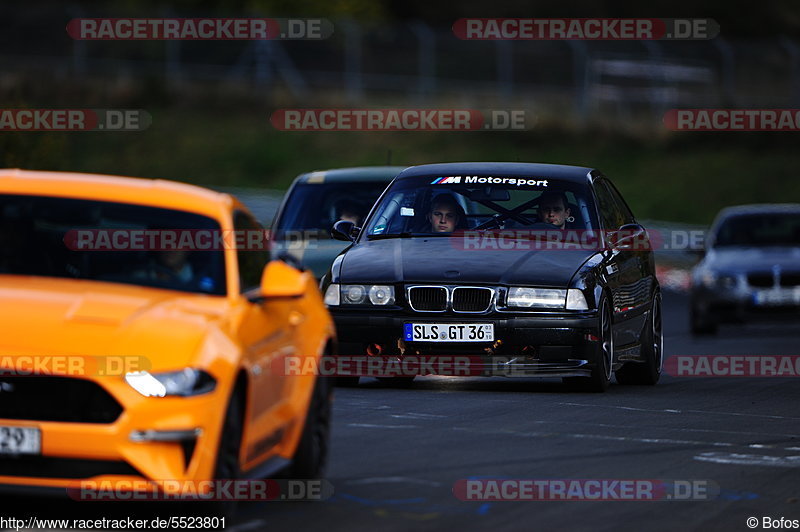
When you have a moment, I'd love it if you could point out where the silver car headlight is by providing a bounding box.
[125,369,216,398]
[700,271,717,288]
[324,284,395,306]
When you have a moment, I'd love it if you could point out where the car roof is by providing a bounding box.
[294,166,406,184]
[0,169,235,219]
[717,203,800,218]
[395,162,595,183]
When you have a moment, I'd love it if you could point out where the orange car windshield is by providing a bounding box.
[0,194,226,295]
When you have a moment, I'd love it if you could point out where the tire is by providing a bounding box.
[287,375,332,479]
[205,386,245,519]
[690,302,717,335]
[376,376,416,388]
[616,291,663,385]
[564,294,613,393]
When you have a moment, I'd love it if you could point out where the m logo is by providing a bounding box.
[431,176,461,184]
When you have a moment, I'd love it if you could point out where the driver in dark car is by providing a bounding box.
[537,191,573,229]
[428,195,467,233]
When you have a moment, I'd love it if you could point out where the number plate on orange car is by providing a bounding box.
[0,425,41,455]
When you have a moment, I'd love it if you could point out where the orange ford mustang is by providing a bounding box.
[0,169,335,498]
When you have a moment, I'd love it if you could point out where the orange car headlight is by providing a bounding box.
[125,369,216,398]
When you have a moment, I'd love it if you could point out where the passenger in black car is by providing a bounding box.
[537,191,573,229]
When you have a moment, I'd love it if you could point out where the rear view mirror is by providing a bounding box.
[612,224,649,251]
[259,260,308,299]
[469,188,510,202]
[331,220,357,242]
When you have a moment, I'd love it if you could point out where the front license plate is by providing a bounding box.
[753,289,800,306]
[0,425,41,455]
[404,323,494,342]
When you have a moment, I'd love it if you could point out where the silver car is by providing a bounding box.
[690,204,800,335]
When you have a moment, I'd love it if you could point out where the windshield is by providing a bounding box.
[362,175,599,239]
[273,182,389,239]
[0,194,226,295]
[714,212,800,248]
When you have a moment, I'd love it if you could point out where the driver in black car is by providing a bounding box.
[537,191,573,229]
[427,195,468,233]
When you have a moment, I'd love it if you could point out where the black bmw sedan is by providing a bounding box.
[320,163,662,392]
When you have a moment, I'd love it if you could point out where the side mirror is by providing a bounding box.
[612,224,649,251]
[331,220,358,242]
[257,260,307,299]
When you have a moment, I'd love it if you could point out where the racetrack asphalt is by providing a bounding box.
[5,291,800,531]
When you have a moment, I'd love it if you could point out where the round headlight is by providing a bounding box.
[344,285,367,304]
[368,285,395,305]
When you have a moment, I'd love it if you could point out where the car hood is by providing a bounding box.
[704,247,800,273]
[339,237,595,287]
[0,276,230,374]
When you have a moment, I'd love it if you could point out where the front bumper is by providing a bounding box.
[692,285,800,323]
[331,311,600,377]
[0,378,227,494]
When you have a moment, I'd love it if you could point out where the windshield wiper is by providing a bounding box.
[366,232,414,240]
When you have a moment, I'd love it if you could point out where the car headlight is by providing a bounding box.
[566,289,589,310]
[324,284,340,306]
[324,284,395,306]
[700,271,717,288]
[698,271,737,289]
[125,369,216,398]
[368,285,395,305]
[507,287,566,308]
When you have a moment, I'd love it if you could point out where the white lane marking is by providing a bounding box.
[453,426,734,448]
[528,419,800,440]
[694,452,800,468]
[348,423,419,429]
[390,412,447,420]
[456,425,800,454]
[557,402,800,421]
[346,477,443,487]
[230,519,266,532]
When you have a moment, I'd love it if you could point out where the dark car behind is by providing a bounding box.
[270,166,404,279]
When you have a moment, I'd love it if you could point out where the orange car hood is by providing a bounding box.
[0,276,230,374]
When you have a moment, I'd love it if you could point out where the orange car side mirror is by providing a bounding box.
[259,260,307,299]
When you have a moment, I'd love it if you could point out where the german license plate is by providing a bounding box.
[404,323,494,342]
[0,425,41,455]
[753,289,800,306]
